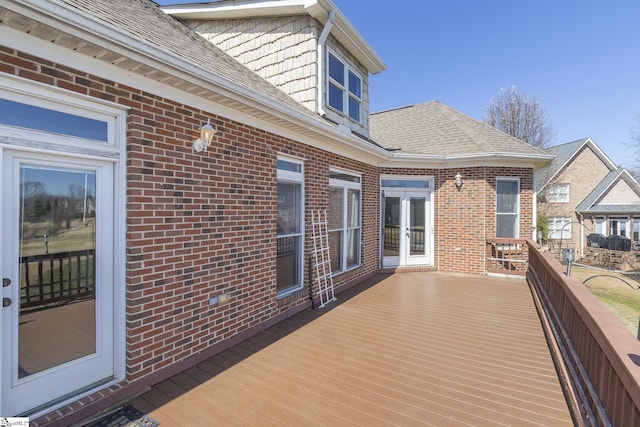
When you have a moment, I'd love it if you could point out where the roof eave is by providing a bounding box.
[380,152,554,169]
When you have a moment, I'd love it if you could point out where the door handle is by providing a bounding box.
[2,297,11,307]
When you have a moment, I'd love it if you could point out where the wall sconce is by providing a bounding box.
[193,118,216,153]
[454,172,463,189]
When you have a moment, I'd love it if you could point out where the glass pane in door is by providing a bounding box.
[18,166,97,378]
[409,197,426,256]
[384,197,400,257]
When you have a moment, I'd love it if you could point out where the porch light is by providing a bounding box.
[193,118,216,153]
[454,173,463,189]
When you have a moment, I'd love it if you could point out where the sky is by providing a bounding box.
[156,1,640,168]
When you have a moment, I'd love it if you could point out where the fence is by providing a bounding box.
[527,241,640,426]
[20,249,95,310]
[486,238,528,276]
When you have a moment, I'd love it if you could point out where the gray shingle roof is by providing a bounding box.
[369,101,549,158]
[576,168,640,213]
[59,0,320,121]
[535,139,589,191]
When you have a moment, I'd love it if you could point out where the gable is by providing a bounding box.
[598,179,640,205]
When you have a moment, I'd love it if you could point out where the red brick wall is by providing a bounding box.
[380,166,534,274]
[1,47,380,425]
[3,46,534,425]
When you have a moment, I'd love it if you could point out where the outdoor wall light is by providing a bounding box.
[454,172,463,189]
[193,118,216,153]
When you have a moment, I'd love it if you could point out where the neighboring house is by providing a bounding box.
[0,0,551,423]
[536,138,640,257]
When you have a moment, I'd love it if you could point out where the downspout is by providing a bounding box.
[317,9,336,116]
[578,212,585,259]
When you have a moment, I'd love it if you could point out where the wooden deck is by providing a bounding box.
[128,272,574,426]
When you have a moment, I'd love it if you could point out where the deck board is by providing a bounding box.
[128,272,574,426]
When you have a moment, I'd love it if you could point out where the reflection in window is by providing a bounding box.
[329,170,361,273]
[0,99,108,141]
[276,158,304,295]
[496,179,519,238]
[327,52,362,122]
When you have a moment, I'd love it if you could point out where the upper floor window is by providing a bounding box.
[548,183,569,203]
[496,178,519,238]
[327,52,362,122]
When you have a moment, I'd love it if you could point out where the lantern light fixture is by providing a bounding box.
[193,118,216,153]
[454,172,463,189]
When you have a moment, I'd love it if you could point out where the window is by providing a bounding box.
[276,158,304,296]
[548,217,571,239]
[634,217,640,242]
[594,216,606,234]
[0,99,108,141]
[609,216,629,237]
[328,170,361,273]
[496,178,519,238]
[548,183,569,202]
[327,52,362,122]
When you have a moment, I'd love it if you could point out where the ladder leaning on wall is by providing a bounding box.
[311,210,336,308]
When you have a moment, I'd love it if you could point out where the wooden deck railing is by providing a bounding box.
[20,249,95,309]
[527,241,640,426]
[486,238,528,276]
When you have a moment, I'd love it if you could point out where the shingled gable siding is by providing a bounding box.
[186,16,370,138]
[191,16,319,113]
[379,166,534,274]
[1,48,380,426]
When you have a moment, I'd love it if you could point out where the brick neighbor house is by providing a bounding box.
[0,0,551,423]
[536,138,640,258]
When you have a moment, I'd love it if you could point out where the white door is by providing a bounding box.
[1,151,115,416]
[383,190,432,267]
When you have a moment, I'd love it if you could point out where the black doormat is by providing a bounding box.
[85,404,159,427]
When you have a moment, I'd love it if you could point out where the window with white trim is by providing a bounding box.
[594,216,606,234]
[328,170,361,273]
[548,183,569,202]
[548,217,571,239]
[496,178,520,238]
[609,216,629,237]
[633,217,640,242]
[327,51,362,122]
[276,158,304,296]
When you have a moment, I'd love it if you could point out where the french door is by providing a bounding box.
[383,190,432,267]
[1,151,115,416]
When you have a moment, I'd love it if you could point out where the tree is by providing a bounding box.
[627,115,640,176]
[482,85,557,149]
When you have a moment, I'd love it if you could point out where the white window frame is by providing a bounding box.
[609,216,629,237]
[0,74,127,417]
[327,50,363,123]
[594,216,606,234]
[276,156,305,297]
[634,217,640,242]
[329,168,362,274]
[548,183,569,203]
[548,217,571,239]
[496,177,520,238]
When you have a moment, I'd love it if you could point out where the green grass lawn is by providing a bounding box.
[571,265,640,337]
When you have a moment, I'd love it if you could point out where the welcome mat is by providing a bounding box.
[85,404,159,427]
